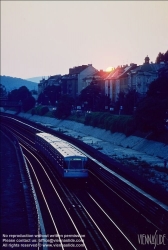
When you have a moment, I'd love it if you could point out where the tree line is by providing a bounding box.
[1,51,167,136]
[36,66,168,135]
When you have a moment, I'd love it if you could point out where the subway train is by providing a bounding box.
[1,114,168,233]
[35,132,88,179]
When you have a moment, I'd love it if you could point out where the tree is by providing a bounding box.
[8,86,35,112]
[155,50,168,63]
[37,85,61,106]
[8,86,31,102]
[164,50,168,62]
[78,81,110,112]
[0,84,7,97]
[55,94,74,119]
[147,74,168,100]
[37,92,49,105]
[22,96,36,112]
[114,90,141,115]
[135,97,168,132]
[155,52,165,64]
[135,71,168,133]
[115,92,125,114]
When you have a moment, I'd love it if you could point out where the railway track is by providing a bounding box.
[1,114,168,249]
[1,122,137,249]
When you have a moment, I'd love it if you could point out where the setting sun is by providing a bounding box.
[105,66,114,72]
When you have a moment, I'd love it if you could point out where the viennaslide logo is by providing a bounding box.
[138,230,166,249]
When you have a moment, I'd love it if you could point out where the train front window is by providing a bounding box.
[64,158,84,169]
[69,160,83,169]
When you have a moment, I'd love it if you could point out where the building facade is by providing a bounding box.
[83,69,110,95]
[105,64,137,102]
[105,56,166,102]
[128,56,166,97]
[60,64,98,98]
[38,75,62,95]
[37,56,167,106]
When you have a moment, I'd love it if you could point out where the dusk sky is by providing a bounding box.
[1,1,168,79]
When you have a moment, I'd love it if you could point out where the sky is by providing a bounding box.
[1,1,168,79]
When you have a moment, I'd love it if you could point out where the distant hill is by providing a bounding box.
[26,76,47,83]
[0,75,38,92]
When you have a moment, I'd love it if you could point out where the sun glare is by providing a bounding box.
[105,66,114,72]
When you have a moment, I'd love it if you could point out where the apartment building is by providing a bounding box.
[60,64,97,98]
[105,56,166,102]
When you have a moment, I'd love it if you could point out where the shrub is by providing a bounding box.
[30,105,49,116]
[39,106,49,116]
[84,112,136,135]
[84,113,92,125]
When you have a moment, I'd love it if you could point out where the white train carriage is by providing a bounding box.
[35,133,88,178]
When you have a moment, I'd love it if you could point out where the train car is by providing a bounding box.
[35,132,88,179]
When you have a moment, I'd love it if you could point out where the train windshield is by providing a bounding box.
[65,158,86,169]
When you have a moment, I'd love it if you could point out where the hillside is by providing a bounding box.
[26,76,46,83]
[0,75,38,92]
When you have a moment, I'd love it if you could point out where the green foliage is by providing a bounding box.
[31,108,35,115]
[135,70,168,133]
[84,113,92,125]
[8,86,31,102]
[22,96,36,112]
[0,84,7,97]
[115,90,140,115]
[112,115,136,135]
[39,106,49,116]
[8,86,36,112]
[68,114,85,123]
[78,82,110,112]
[35,105,43,115]
[147,75,168,99]
[155,50,168,63]
[37,85,61,105]
[84,112,136,136]
[31,105,49,116]
[54,94,74,119]
[135,97,168,132]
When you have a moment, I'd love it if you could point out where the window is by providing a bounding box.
[68,159,83,169]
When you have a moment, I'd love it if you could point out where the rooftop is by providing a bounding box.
[69,64,92,74]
